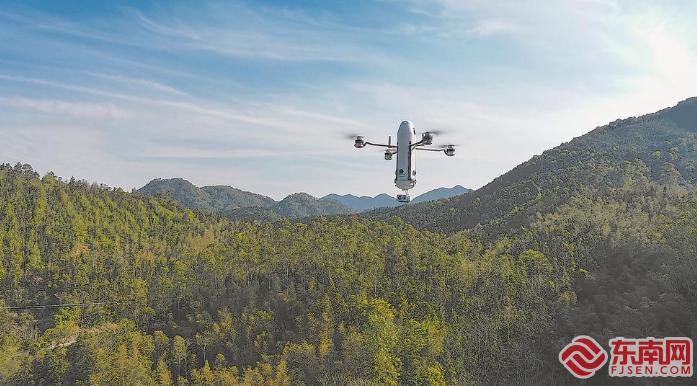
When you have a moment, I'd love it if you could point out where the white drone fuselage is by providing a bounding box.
[351,120,454,203]
[395,120,416,192]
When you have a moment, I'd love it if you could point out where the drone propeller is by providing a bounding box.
[436,143,459,148]
[341,132,363,140]
[424,129,449,135]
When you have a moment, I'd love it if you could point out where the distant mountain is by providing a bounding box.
[201,185,275,210]
[275,193,351,218]
[321,185,470,212]
[138,178,211,210]
[412,185,470,204]
[320,193,399,212]
[138,178,274,212]
[138,179,351,220]
[225,192,352,221]
[139,177,470,219]
[369,97,697,233]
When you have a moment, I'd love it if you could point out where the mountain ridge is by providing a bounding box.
[138,178,275,212]
[139,180,352,220]
[320,185,470,212]
[138,178,470,218]
[367,97,697,233]
[4,99,697,384]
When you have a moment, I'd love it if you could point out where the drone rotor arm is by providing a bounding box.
[364,142,397,149]
[414,147,444,152]
[410,138,430,149]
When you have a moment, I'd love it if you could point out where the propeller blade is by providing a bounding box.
[341,133,363,139]
[425,129,449,135]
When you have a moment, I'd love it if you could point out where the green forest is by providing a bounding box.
[137,179,352,221]
[371,98,697,235]
[4,0,697,383]
[1,154,696,385]
[2,98,697,386]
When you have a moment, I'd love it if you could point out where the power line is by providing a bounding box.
[6,302,108,311]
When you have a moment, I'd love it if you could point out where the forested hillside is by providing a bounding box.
[320,193,399,212]
[321,186,470,212]
[410,186,470,204]
[1,156,696,385]
[139,178,470,219]
[138,178,276,212]
[138,179,351,220]
[370,98,697,234]
[2,163,561,384]
[223,193,353,221]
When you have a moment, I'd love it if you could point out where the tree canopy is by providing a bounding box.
[1,159,696,384]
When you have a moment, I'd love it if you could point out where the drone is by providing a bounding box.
[350,120,456,203]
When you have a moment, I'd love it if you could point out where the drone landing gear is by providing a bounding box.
[397,192,411,203]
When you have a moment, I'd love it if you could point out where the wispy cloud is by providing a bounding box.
[127,7,392,63]
[0,1,696,198]
[465,19,520,37]
[0,74,301,132]
[0,96,136,119]
[85,72,187,96]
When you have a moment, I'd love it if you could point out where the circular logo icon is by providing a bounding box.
[559,335,608,379]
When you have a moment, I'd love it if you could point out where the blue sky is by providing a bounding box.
[1,0,697,199]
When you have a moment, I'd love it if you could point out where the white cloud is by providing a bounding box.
[128,7,390,63]
[0,74,356,137]
[1,1,697,198]
[86,72,188,96]
[465,19,520,37]
[0,97,136,120]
